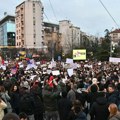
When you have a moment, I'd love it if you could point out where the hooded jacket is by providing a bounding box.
[43,85,60,111]
[90,97,109,120]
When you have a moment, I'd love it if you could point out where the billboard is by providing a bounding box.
[73,49,86,60]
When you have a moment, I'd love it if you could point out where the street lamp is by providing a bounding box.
[110,40,112,57]
[110,41,115,57]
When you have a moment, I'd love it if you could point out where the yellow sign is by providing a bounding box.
[73,49,86,60]
[19,51,26,59]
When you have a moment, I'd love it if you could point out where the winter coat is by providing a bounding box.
[67,111,87,120]
[43,85,60,111]
[67,89,76,103]
[108,112,120,120]
[107,91,118,104]
[0,100,7,120]
[58,97,72,120]
[0,92,12,113]
[19,92,35,115]
[10,91,20,111]
[87,92,101,108]
[90,97,109,120]
[76,89,88,107]
[75,111,87,120]
[33,95,44,115]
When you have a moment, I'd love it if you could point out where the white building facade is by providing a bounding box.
[110,29,120,46]
[15,0,44,49]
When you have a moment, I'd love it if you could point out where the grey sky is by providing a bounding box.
[0,0,120,37]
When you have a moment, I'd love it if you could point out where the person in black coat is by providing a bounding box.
[89,92,109,120]
[31,85,44,120]
[87,84,101,108]
[10,85,20,115]
[58,91,72,120]
[67,100,87,120]
[106,84,118,104]
[19,86,35,120]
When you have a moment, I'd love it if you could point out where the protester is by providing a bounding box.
[107,84,118,104]
[0,85,12,113]
[58,91,72,120]
[43,82,60,120]
[108,103,120,120]
[0,97,7,120]
[67,82,77,103]
[19,112,28,120]
[2,113,20,120]
[89,92,109,120]
[19,84,35,120]
[67,100,87,120]
[0,57,120,120]
[10,84,20,115]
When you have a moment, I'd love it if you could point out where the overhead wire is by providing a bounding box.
[98,0,119,28]
[44,12,51,22]
[38,1,51,22]
[48,0,58,22]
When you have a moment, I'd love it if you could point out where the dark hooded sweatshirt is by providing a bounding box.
[90,97,109,120]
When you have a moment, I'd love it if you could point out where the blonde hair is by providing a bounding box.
[109,103,118,117]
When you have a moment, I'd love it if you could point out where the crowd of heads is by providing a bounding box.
[0,58,120,119]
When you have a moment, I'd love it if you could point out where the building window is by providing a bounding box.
[22,41,24,45]
[21,21,24,25]
[42,7,44,11]
[34,34,36,38]
[33,16,35,20]
[33,20,35,25]
[33,3,35,7]
[33,8,35,13]
[34,29,36,33]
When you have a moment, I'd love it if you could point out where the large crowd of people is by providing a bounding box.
[0,58,120,120]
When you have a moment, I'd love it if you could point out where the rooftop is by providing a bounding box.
[0,15,15,25]
[110,29,120,34]
[43,22,59,28]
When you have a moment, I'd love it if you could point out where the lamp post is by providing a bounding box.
[110,40,112,57]
[110,28,114,57]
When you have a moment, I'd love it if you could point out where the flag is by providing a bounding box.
[48,76,54,87]
[25,58,33,64]
[2,59,4,65]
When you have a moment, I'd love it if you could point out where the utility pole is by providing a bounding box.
[110,37,112,57]
[109,28,114,57]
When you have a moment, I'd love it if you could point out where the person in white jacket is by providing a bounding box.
[0,98,7,120]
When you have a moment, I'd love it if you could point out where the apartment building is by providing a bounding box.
[15,0,44,49]
[110,29,120,46]
[43,22,62,57]
[59,20,81,54]
[43,22,61,45]
[0,15,15,47]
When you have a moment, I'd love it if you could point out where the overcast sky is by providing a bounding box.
[0,0,120,37]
